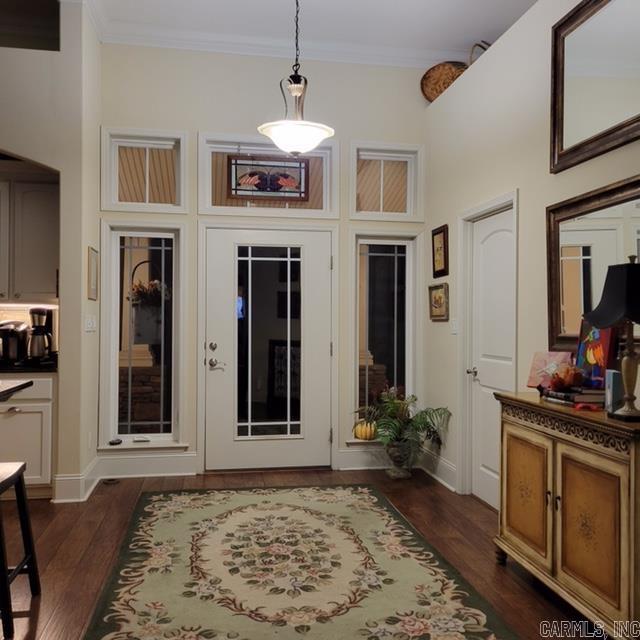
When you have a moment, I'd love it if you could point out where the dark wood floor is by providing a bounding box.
[1,469,583,640]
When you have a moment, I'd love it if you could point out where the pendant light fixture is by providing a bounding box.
[258,0,334,155]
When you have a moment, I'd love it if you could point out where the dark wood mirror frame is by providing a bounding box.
[547,174,640,351]
[551,0,640,174]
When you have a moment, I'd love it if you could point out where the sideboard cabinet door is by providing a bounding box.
[555,442,629,622]
[501,422,553,573]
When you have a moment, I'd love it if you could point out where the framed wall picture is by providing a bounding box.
[429,283,449,322]
[88,246,99,301]
[431,224,449,278]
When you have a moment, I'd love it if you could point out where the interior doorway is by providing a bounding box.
[458,193,518,509]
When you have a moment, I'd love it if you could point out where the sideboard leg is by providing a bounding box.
[495,546,507,565]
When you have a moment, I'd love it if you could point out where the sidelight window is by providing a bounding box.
[560,245,593,335]
[100,224,184,445]
[357,241,409,409]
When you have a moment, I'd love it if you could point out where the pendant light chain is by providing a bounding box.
[292,0,301,75]
[257,0,334,154]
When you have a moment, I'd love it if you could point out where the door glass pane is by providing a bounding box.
[237,246,302,438]
[118,236,173,434]
[358,243,407,408]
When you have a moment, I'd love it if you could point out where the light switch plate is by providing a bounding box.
[450,318,458,335]
[85,314,97,333]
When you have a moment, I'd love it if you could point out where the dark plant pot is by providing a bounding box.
[385,442,412,479]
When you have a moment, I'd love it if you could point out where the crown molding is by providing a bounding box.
[83,1,467,70]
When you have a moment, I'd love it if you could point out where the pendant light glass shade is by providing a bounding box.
[258,119,334,155]
[258,0,334,155]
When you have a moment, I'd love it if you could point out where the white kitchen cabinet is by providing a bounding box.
[0,181,9,300]
[11,182,59,302]
[0,402,52,485]
[0,376,54,487]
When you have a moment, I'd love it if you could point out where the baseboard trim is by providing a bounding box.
[333,447,389,470]
[416,447,457,492]
[52,456,99,503]
[52,452,198,503]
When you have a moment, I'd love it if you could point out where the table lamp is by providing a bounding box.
[585,256,640,421]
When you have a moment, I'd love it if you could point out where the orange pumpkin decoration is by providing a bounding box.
[353,421,377,441]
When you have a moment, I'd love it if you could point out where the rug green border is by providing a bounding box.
[84,484,517,639]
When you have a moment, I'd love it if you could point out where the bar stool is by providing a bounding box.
[0,463,41,639]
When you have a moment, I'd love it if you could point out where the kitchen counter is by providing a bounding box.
[0,379,34,402]
[0,356,58,373]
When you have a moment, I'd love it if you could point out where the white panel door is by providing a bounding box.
[12,182,59,301]
[470,208,516,508]
[0,182,9,300]
[205,229,332,470]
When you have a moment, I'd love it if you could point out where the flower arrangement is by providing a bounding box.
[129,280,171,306]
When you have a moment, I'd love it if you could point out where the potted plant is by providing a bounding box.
[358,387,451,479]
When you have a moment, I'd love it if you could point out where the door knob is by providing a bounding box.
[466,367,478,377]
[209,342,218,352]
[209,358,227,369]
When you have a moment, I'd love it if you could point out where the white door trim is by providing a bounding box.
[341,226,425,466]
[456,191,519,495]
[196,219,339,472]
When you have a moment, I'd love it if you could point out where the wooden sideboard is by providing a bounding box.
[494,392,639,634]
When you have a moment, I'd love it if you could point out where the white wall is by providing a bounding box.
[423,0,640,488]
[100,44,428,467]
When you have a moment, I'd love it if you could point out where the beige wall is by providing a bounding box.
[423,0,640,484]
[101,45,428,457]
[80,8,102,471]
[0,2,97,477]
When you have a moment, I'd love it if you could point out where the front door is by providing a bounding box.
[205,229,332,470]
[470,208,516,508]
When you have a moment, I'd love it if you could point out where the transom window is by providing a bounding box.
[102,129,187,213]
[352,145,422,221]
[198,135,337,218]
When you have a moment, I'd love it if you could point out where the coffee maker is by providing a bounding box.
[0,321,30,363]
[29,308,53,359]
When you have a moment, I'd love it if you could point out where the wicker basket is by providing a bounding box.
[420,41,491,103]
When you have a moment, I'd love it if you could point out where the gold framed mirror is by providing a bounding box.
[551,0,640,173]
[547,175,640,350]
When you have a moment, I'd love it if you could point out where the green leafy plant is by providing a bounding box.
[358,387,451,473]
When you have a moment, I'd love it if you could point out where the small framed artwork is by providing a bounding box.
[227,155,310,202]
[88,246,99,301]
[429,283,449,322]
[431,224,449,278]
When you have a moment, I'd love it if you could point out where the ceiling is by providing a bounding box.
[87,0,537,68]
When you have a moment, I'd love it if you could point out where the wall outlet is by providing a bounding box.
[85,314,97,333]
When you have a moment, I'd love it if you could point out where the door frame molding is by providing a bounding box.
[456,191,519,495]
[197,219,339,472]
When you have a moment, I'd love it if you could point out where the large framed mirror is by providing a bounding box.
[551,0,640,173]
[547,175,640,350]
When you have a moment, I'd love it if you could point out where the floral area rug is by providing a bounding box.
[85,486,515,640]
